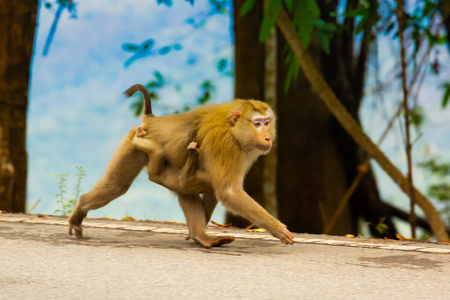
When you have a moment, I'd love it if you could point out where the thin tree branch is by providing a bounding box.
[398,0,417,238]
[43,3,64,56]
[274,6,449,242]
[386,202,450,236]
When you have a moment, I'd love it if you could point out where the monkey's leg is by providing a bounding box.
[202,189,218,225]
[178,194,234,248]
[185,190,219,241]
[69,131,148,239]
[217,186,294,245]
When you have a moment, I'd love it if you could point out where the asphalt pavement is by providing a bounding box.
[0,213,449,299]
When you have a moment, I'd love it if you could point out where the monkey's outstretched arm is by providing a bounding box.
[216,185,294,245]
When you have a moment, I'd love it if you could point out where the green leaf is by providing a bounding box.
[429,183,450,201]
[122,43,139,52]
[442,83,450,108]
[130,100,143,117]
[240,0,257,16]
[422,0,436,17]
[293,1,315,48]
[317,30,330,54]
[284,51,300,93]
[141,39,154,50]
[259,0,282,43]
[217,59,227,72]
[159,46,172,55]
[436,35,447,45]
[409,106,424,130]
[154,71,164,86]
[284,0,293,11]
[344,0,370,17]
[306,0,320,17]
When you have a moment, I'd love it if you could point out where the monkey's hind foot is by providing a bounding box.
[68,210,86,239]
[68,223,84,239]
[192,235,235,248]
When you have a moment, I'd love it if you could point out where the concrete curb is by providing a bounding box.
[1,215,449,254]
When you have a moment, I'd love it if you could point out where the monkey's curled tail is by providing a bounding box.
[124,84,153,116]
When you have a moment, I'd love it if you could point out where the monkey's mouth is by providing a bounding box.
[256,144,271,151]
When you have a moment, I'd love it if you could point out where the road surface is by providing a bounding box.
[0,213,449,299]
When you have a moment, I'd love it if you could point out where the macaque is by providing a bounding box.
[68,84,294,248]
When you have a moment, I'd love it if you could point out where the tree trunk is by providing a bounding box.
[276,34,354,235]
[0,1,37,212]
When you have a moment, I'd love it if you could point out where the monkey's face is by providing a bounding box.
[250,115,273,151]
[231,109,276,154]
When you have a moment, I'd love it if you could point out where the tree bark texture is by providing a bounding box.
[0,0,37,212]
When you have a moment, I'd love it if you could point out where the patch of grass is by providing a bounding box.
[54,166,86,216]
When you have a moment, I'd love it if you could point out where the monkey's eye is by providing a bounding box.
[253,121,262,127]
[264,120,270,126]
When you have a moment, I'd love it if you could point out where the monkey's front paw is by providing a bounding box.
[273,226,294,245]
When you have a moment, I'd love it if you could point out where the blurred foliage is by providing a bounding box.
[409,106,424,132]
[125,0,231,115]
[157,0,194,7]
[375,217,389,235]
[173,80,216,114]
[419,158,450,179]
[419,157,450,225]
[122,39,182,68]
[442,82,450,109]
[198,80,215,105]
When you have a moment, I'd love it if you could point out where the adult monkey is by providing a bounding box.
[68,84,294,247]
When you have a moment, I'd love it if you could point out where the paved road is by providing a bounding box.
[0,213,449,299]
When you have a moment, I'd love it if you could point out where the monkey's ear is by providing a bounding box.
[230,111,241,126]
